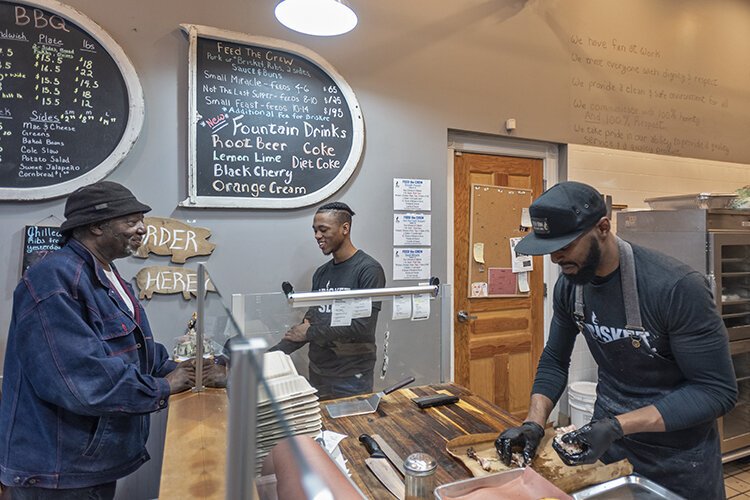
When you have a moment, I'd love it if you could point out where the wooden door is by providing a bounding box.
[453,152,544,419]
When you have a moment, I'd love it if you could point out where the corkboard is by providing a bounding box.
[468,184,532,297]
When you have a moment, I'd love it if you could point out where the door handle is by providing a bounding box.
[457,310,477,322]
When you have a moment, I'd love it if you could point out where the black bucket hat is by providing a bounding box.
[60,181,151,234]
[515,181,607,256]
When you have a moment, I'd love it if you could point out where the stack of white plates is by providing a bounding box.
[255,352,321,474]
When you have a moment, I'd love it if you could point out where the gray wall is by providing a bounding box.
[3,1,750,497]
[4,0,750,364]
[4,0,750,366]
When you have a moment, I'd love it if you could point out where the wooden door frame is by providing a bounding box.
[445,131,562,383]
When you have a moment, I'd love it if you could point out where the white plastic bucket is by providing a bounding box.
[568,381,597,429]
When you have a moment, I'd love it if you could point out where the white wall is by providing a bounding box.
[569,145,750,214]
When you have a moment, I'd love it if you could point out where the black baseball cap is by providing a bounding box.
[60,181,151,234]
[515,181,607,255]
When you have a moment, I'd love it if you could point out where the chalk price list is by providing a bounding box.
[195,38,355,199]
[0,4,129,189]
[0,46,16,167]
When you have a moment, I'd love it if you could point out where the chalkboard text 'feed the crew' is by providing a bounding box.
[185,28,363,208]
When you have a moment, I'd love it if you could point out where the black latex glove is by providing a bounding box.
[495,421,545,467]
[552,417,624,466]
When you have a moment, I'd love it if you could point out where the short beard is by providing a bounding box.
[563,238,601,285]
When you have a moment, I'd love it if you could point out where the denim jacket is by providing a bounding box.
[0,239,176,489]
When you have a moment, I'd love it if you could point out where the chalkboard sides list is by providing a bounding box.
[0,0,144,200]
[180,25,364,209]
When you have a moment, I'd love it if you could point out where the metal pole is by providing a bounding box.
[440,284,452,383]
[193,263,206,392]
[287,284,439,308]
[226,336,267,500]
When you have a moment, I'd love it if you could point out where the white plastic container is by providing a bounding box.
[568,381,597,429]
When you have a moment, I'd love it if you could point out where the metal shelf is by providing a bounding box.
[723,299,750,306]
[723,407,750,440]
[722,312,750,319]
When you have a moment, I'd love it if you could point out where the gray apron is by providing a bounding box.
[573,238,724,500]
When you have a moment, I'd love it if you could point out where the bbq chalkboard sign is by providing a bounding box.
[0,0,144,200]
[21,224,61,274]
[180,25,364,209]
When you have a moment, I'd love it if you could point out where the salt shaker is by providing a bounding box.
[404,452,437,499]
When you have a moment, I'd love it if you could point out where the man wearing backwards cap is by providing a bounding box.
[495,181,736,499]
[270,202,386,400]
[0,181,223,498]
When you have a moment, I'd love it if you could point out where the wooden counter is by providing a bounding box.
[321,383,522,499]
[160,388,228,500]
[159,383,520,499]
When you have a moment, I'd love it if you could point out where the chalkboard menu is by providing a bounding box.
[0,0,144,200]
[181,25,364,209]
[21,224,61,274]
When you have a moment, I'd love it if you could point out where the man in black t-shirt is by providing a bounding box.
[495,182,737,500]
[270,202,385,400]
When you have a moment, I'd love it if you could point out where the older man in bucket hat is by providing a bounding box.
[495,181,737,499]
[0,181,222,499]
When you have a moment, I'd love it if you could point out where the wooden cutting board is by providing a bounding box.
[445,429,633,493]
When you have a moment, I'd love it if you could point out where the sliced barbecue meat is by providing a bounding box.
[466,446,503,471]
[553,424,584,456]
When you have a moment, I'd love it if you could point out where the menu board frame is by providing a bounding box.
[0,0,144,200]
[179,24,364,209]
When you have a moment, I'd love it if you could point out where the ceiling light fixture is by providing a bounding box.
[274,0,358,36]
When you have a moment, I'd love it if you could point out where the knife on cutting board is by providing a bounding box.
[359,434,405,499]
[371,434,405,476]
